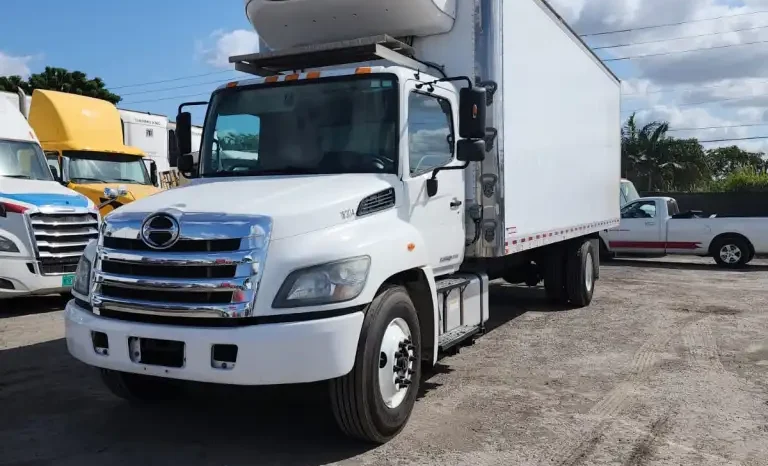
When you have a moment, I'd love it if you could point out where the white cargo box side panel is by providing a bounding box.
[501,0,620,252]
[119,110,170,172]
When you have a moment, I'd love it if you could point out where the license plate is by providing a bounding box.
[62,274,75,287]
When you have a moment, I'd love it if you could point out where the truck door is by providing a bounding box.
[605,199,665,254]
[403,82,465,275]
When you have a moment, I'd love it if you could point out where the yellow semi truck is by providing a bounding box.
[27,89,161,216]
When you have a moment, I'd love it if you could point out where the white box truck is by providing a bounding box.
[118,109,170,174]
[64,0,620,442]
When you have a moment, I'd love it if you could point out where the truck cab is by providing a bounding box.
[27,90,161,216]
[0,96,99,298]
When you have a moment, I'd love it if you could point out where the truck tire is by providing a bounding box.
[99,369,182,403]
[712,236,751,268]
[329,285,421,444]
[565,239,596,307]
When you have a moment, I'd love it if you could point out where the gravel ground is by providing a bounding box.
[1,257,767,466]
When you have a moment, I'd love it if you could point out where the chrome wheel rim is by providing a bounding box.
[378,317,414,409]
[719,244,742,264]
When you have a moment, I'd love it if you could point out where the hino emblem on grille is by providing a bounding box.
[140,213,180,249]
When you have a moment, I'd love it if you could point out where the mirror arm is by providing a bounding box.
[430,161,470,181]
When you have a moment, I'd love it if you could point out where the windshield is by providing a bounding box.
[0,139,54,181]
[620,180,640,206]
[201,74,399,177]
[64,151,151,185]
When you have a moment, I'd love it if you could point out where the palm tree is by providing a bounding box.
[622,113,676,191]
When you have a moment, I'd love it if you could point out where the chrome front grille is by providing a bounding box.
[90,211,272,319]
[28,211,99,275]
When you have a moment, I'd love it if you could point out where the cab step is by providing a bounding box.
[434,272,489,354]
[438,325,481,352]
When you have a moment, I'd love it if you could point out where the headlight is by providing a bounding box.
[0,235,20,253]
[72,256,92,297]
[273,256,371,308]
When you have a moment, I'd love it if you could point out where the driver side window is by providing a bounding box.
[621,201,657,219]
[408,92,454,176]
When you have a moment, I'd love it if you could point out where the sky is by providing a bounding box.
[0,0,259,124]
[2,0,768,152]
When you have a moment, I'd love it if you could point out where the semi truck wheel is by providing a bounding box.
[712,236,750,268]
[565,239,596,307]
[100,369,182,403]
[329,285,421,444]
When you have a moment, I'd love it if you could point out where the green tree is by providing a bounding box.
[0,66,121,104]
[621,113,676,191]
[706,146,767,179]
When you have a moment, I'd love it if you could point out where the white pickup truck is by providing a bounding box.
[600,196,768,268]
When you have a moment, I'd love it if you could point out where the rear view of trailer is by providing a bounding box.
[467,0,621,258]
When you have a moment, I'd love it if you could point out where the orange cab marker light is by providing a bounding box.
[285,74,300,81]
[265,76,279,83]
[355,67,372,74]
[226,81,238,88]
[306,71,321,79]
[407,243,416,252]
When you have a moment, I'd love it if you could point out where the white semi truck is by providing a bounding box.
[0,93,99,298]
[64,0,620,442]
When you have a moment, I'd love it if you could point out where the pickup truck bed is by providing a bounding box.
[600,196,768,267]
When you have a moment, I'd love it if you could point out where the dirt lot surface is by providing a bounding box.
[2,257,768,466]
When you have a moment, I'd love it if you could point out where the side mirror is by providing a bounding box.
[457,139,486,162]
[149,160,158,187]
[175,111,193,156]
[459,87,487,139]
[177,153,194,174]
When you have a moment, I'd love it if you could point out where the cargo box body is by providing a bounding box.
[413,0,621,258]
[247,0,622,259]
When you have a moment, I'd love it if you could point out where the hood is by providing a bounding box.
[113,174,400,240]
[74,182,161,202]
[0,177,92,209]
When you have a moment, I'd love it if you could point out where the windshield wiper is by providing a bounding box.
[0,175,32,179]
[109,178,146,184]
[71,177,107,183]
[205,167,319,177]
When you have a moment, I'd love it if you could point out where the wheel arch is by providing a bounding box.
[380,267,438,366]
[708,232,755,257]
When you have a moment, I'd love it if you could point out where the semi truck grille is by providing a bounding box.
[28,212,99,275]
[91,214,272,320]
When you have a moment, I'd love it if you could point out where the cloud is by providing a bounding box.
[546,0,768,153]
[196,30,260,68]
[0,51,33,78]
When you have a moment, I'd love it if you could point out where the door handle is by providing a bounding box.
[645,222,655,226]
[450,199,463,209]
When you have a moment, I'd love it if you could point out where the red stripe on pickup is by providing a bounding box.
[609,241,701,250]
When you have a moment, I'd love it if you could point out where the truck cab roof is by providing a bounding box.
[28,89,145,157]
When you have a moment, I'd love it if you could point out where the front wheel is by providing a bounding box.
[713,237,751,268]
[329,286,421,444]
